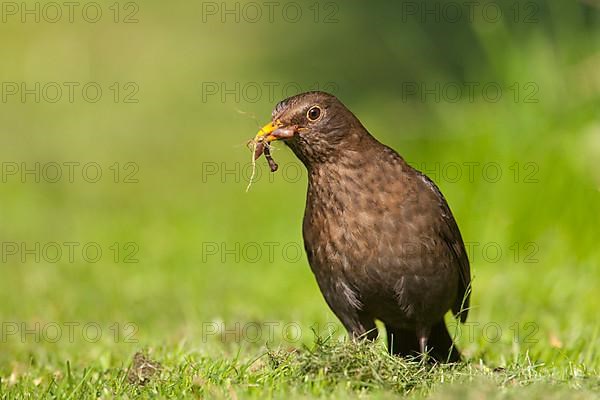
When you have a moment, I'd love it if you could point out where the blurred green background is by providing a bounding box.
[0,0,599,391]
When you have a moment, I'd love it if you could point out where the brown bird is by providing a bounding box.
[253,91,471,362]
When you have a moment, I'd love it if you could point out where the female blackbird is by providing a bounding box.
[253,91,471,362]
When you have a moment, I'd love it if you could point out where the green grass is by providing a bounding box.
[1,0,599,398]
[1,337,598,398]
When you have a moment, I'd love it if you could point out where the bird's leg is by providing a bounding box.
[418,336,428,354]
[333,310,378,343]
[417,326,431,358]
[342,315,378,342]
[353,324,379,342]
[314,278,377,342]
[386,327,420,357]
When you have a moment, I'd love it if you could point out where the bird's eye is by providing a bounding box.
[307,106,322,121]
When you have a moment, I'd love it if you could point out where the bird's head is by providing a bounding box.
[253,91,369,166]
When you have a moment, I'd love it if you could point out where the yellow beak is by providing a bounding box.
[254,120,282,143]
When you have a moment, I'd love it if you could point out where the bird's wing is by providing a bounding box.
[417,172,471,323]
